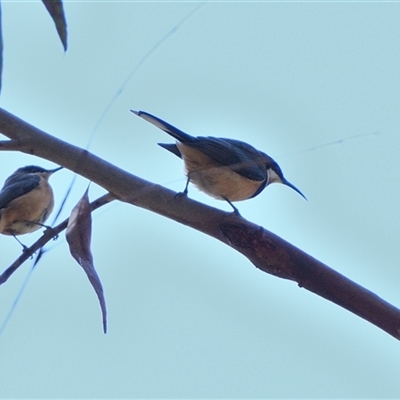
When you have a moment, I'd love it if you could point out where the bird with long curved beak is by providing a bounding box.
[131,110,306,214]
[0,165,62,245]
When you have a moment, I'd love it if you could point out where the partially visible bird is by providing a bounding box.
[131,110,306,213]
[0,165,62,245]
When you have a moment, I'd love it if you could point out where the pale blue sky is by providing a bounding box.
[1,1,400,398]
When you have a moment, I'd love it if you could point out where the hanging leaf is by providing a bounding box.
[66,188,107,333]
[41,0,68,51]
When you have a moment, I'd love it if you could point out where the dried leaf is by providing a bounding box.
[41,0,68,51]
[66,188,107,333]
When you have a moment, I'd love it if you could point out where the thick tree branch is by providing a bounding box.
[0,139,26,151]
[0,107,399,340]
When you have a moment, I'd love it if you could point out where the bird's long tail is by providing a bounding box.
[130,110,194,143]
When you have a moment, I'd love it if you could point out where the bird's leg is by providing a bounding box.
[175,177,190,199]
[23,220,59,240]
[182,177,190,196]
[12,235,28,252]
[23,220,51,230]
[222,197,241,215]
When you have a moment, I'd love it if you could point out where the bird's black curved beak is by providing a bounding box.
[282,178,307,200]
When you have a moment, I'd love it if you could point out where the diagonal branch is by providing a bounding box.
[0,139,29,151]
[0,107,399,340]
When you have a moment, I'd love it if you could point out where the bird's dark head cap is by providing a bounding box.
[15,165,63,174]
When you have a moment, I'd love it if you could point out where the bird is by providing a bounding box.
[131,110,306,214]
[0,165,62,246]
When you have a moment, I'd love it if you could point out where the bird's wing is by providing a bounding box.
[131,110,194,143]
[0,174,41,209]
[131,110,267,181]
[190,137,267,181]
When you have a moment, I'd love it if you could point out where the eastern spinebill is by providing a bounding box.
[0,165,62,243]
[131,110,306,213]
